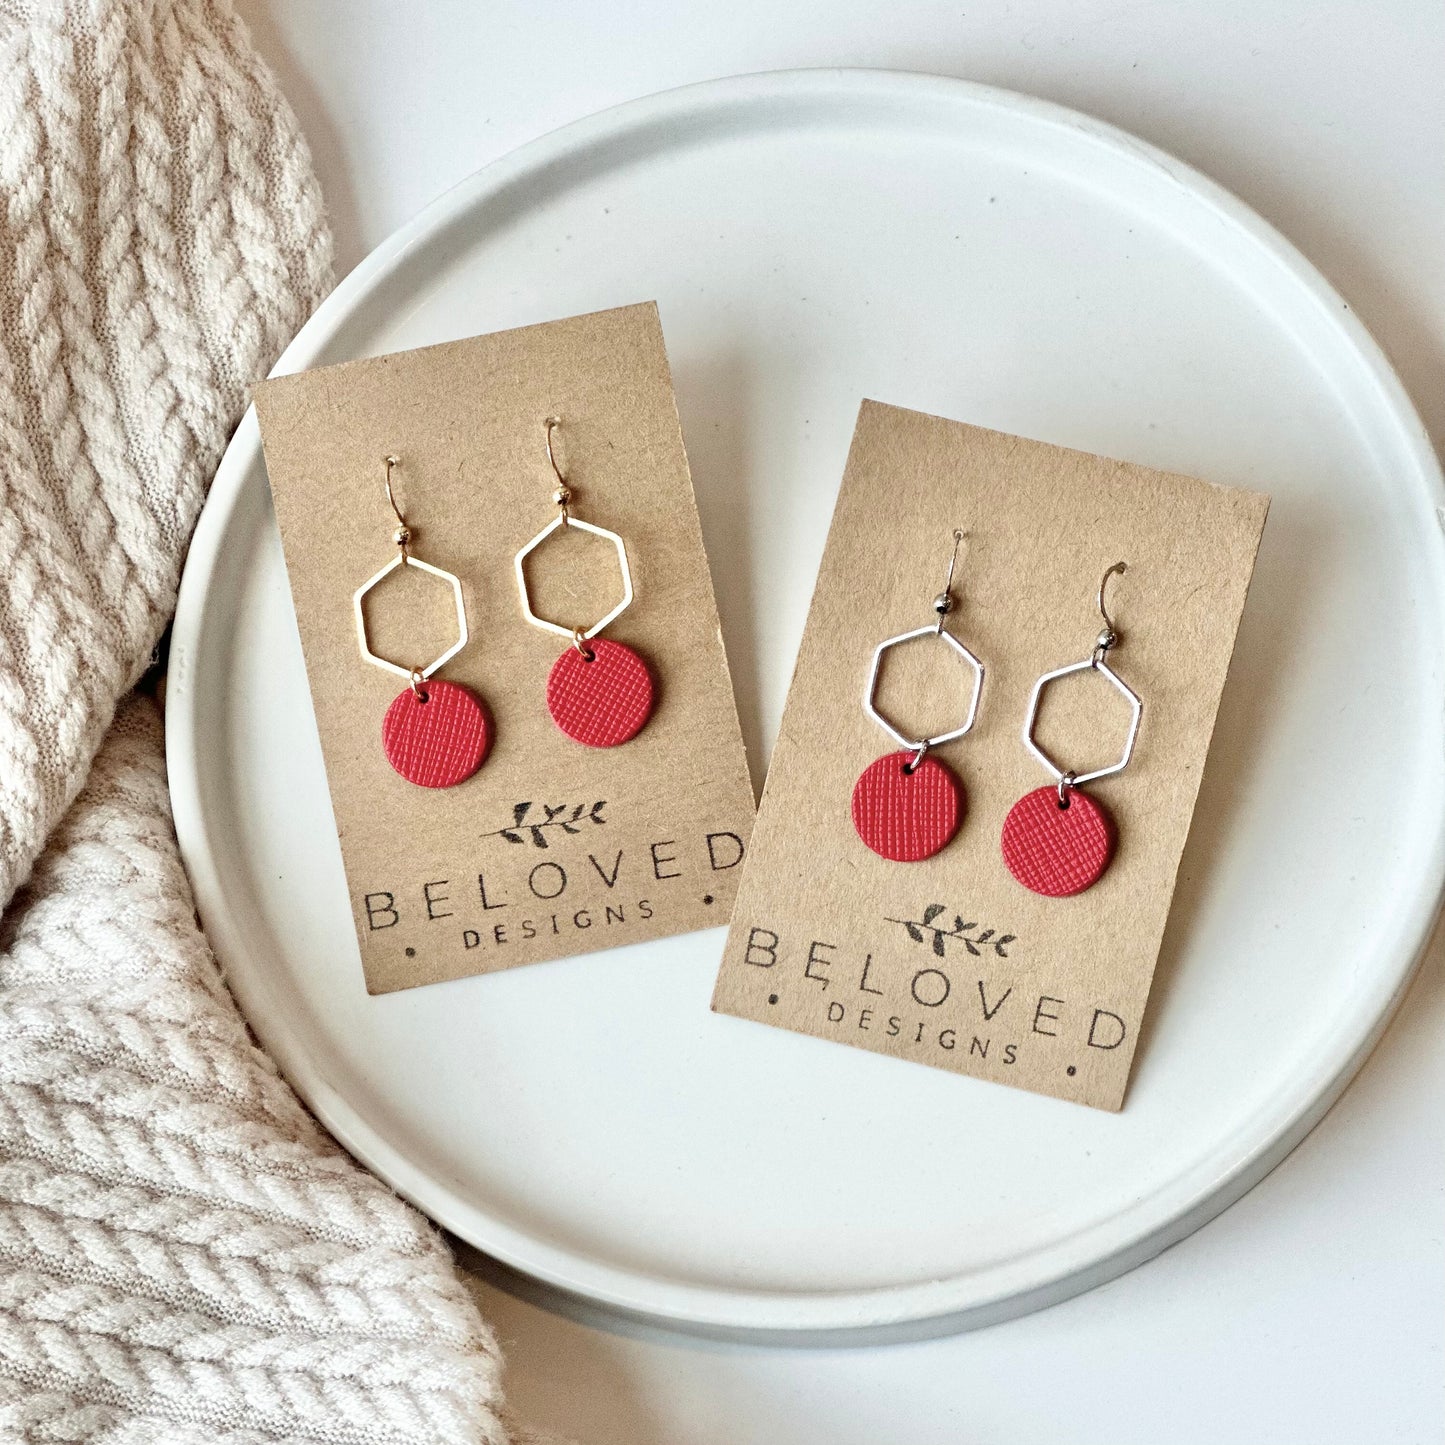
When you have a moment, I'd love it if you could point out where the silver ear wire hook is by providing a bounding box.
[1093,560,1126,662]
[1021,560,1141,794]
[383,455,410,562]
[932,529,966,635]
[544,416,571,527]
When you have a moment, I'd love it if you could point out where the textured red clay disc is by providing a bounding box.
[382,679,492,788]
[547,638,654,747]
[1001,785,1115,896]
[851,751,964,862]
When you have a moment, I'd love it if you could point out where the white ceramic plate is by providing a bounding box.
[167,70,1445,1338]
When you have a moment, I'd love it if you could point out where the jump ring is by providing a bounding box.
[902,739,930,775]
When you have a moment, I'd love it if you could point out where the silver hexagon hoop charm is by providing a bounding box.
[863,624,985,753]
[514,417,655,748]
[851,531,985,863]
[354,456,493,788]
[1020,655,1141,789]
[1002,562,1142,898]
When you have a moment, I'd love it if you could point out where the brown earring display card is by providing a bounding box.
[254,303,755,994]
[711,402,1268,1110]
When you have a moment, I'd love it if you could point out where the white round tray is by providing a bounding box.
[167,70,1445,1338]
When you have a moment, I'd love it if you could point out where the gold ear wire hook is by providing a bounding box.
[545,416,572,527]
[383,455,410,562]
[933,529,966,634]
[1094,560,1127,660]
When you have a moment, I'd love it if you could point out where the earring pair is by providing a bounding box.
[353,419,654,789]
[851,541,1141,897]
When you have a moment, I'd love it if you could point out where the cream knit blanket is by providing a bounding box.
[0,2,526,1440]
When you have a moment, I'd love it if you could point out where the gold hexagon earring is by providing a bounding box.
[514,417,655,748]
[354,455,493,787]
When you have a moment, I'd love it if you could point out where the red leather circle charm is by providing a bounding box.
[851,751,964,862]
[547,638,654,747]
[382,679,492,788]
[1001,785,1114,896]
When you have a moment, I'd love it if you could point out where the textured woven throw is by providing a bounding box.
[0,2,536,1439]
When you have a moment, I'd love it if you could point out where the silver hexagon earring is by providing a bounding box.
[355,456,493,787]
[514,417,654,748]
[1002,561,1142,897]
[851,531,985,862]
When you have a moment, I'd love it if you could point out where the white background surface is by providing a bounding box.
[230,4,1444,1441]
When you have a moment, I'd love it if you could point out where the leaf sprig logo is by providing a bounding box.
[483,799,608,849]
[884,902,1016,958]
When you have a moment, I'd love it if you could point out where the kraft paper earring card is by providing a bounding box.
[253,303,755,994]
[711,401,1268,1110]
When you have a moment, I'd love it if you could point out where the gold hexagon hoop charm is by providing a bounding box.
[516,417,655,748]
[512,513,634,643]
[354,553,469,682]
[353,455,493,789]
